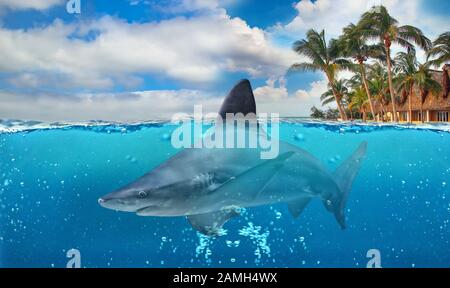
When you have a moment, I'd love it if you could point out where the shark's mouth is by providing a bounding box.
[135,205,157,216]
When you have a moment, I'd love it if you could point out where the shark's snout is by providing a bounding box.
[98,186,157,213]
[98,197,115,208]
[97,195,128,211]
[98,196,114,209]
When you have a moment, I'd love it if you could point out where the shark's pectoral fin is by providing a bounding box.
[187,153,295,236]
[187,207,240,236]
[287,198,311,218]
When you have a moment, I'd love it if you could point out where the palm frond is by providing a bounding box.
[395,37,415,52]
[398,25,432,51]
[292,40,326,66]
[321,97,336,106]
[427,32,450,65]
[289,63,321,74]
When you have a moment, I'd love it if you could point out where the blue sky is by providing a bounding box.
[0,0,448,121]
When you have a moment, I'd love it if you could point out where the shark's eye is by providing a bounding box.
[138,191,147,198]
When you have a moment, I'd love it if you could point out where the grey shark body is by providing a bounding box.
[99,79,367,235]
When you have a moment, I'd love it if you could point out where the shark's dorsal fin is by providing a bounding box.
[218,79,256,118]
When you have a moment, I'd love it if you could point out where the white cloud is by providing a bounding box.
[294,80,328,102]
[0,76,329,121]
[0,0,63,10]
[254,77,329,116]
[281,0,378,37]
[0,89,223,121]
[0,13,297,89]
[253,77,288,103]
[279,0,432,37]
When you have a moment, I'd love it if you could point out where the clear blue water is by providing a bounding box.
[0,120,449,268]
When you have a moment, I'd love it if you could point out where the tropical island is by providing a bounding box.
[290,5,450,123]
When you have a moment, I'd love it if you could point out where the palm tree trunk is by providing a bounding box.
[420,104,424,123]
[360,63,375,121]
[325,74,347,121]
[385,44,398,122]
[408,83,413,123]
[420,105,424,123]
[419,89,424,123]
[334,93,347,121]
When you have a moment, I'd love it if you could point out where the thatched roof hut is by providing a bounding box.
[372,64,450,122]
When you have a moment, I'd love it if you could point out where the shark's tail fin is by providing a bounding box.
[329,142,367,229]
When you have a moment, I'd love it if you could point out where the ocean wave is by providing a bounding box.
[1,118,449,134]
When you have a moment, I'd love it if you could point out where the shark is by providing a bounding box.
[98,79,367,236]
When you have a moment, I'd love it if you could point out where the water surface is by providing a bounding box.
[0,119,449,267]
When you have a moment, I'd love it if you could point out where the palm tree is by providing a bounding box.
[427,32,450,66]
[348,86,369,121]
[367,62,390,121]
[394,52,442,123]
[394,52,418,122]
[320,79,348,106]
[346,73,369,120]
[359,5,432,122]
[414,62,442,122]
[290,29,351,120]
[339,23,384,120]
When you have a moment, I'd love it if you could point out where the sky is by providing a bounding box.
[0,0,449,121]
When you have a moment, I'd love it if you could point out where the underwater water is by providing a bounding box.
[0,119,449,268]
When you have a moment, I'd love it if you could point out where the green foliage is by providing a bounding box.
[359,5,432,53]
[427,32,450,66]
[290,29,351,119]
[310,106,325,119]
[292,5,446,122]
[310,106,340,120]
